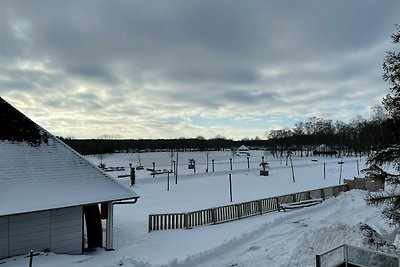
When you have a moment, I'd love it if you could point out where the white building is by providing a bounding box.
[236,145,250,156]
[0,97,139,259]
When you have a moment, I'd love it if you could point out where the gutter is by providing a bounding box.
[105,197,139,251]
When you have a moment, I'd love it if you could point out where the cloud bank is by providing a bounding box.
[1,0,399,139]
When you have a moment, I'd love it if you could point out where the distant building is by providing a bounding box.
[313,144,337,156]
[236,145,250,156]
[0,97,139,259]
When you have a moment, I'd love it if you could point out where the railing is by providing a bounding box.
[316,244,400,267]
[148,184,349,232]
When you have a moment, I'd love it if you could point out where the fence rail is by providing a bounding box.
[148,184,349,232]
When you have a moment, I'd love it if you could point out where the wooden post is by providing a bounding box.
[258,200,263,215]
[148,215,152,232]
[323,163,326,180]
[173,160,176,175]
[275,197,280,211]
[290,154,295,183]
[247,157,250,169]
[316,254,321,267]
[167,171,170,191]
[229,174,233,202]
[29,250,33,267]
[212,159,215,172]
[175,152,179,184]
[152,162,155,178]
[212,208,216,224]
[184,213,188,229]
[339,160,343,185]
[206,152,209,173]
[230,158,233,170]
[357,159,360,176]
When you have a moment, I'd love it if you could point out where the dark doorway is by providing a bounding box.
[83,204,103,248]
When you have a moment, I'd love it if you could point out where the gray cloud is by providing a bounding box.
[1,0,399,139]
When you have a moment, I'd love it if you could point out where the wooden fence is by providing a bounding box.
[344,177,384,192]
[148,184,349,232]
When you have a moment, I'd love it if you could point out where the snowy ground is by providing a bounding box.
[2,151,399,267]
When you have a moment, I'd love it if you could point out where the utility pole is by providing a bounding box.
[175,152,179,184]
[290,154,295,183]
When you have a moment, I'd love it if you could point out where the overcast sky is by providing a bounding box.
[1,1,399,140]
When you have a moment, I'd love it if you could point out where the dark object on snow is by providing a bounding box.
[130,164,136,186]
[260,162,269,176]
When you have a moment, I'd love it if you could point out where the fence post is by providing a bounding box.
[237,204,242,219]
[315,254,321,267]
[275,197,280,211]
[184,213,188,229]
[148,215,152,232]
[212,208,217,224]
[258,200,263,215]
[229,174,233,202]
[320,189,325,200]
[29,250,33,267]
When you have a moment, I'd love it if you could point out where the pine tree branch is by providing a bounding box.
[362,164,400,185]
[366,192,400,205]
[367,145,400,165]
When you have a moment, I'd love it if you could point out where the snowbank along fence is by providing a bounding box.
[148,184,349,232]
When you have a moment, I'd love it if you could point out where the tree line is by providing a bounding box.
[266,107,395,157]
[60,137,255,155]
[60,105,394,156]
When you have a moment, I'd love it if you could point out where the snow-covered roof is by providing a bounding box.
[0,97,139,216]
[237,145,249,151]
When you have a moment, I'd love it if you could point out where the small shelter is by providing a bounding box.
[236,145,250,156]
[0,97,139,259]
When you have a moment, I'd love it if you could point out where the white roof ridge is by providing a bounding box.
[0,98,139,216]
[49,132,138,197]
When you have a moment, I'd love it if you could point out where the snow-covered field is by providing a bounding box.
[2,151,399,267]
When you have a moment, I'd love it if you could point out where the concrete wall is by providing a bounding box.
[0,206,83,259]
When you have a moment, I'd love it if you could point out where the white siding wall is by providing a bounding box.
[0,206,83,259]
[50,207,83,254]
[9,211,51,256]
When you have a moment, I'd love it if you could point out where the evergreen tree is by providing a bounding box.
[364,25,400,225]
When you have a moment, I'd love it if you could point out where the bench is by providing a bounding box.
[279,198,323,212]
